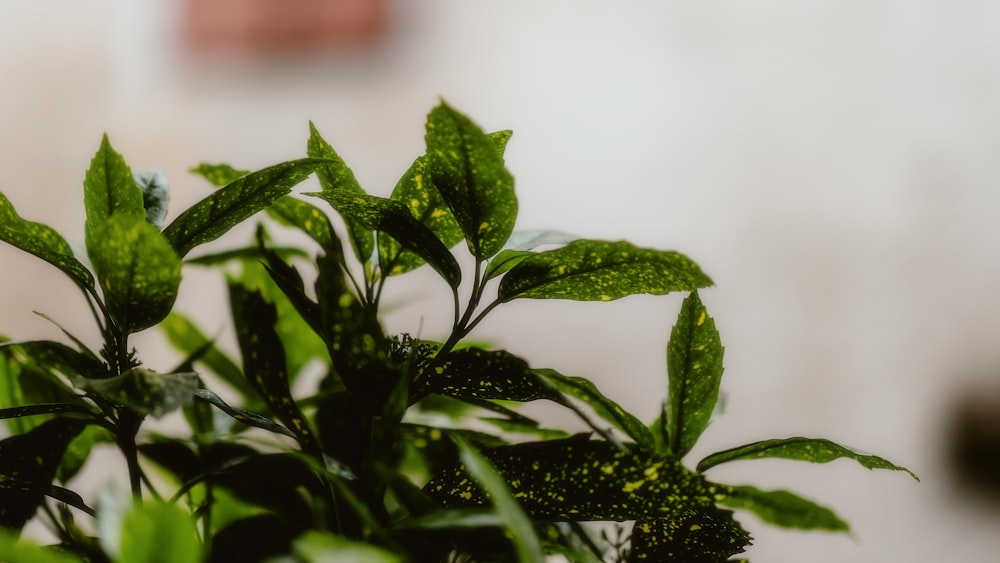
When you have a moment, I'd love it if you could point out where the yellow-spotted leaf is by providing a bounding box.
[720,485,848,532]
[667,291,724,458]
[163,158,322,258]
[90,214,181,333]
[424,101,517,258]
[189,163,248,187]
[425,348,555,402]
[229,283,319,454]
[0,192,95,292]
[307,122,374,264]
[380,155,464,277]
[628,507,751,562]
[83,135,144,265]
[697,437,919,480]
[424,438,724,522]
[267,196,342,256]
[498,240,712,302]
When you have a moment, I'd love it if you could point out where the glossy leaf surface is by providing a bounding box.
[697,437,919,480]
[425,438,724,521]
[667,291,724,457]
[0,192,95,291]
[628,507,751,562]
[425,101,517,258]
[721,485,848,532]
[499,240,712,302]
[90,214,181,333]
[164,158,321,258]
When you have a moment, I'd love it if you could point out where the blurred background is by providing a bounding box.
[3,1,1000,560]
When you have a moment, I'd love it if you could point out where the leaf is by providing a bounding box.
[696,437,919,480]
[379,155,465,278]
[454,438,545,563]
[228,284,320,453]
[667,291,725,457]
[424,348,555,402]
[163,158,323,258]
[75,368,199,418]
[488,130,513,159]
[0,192,95,291]
[307,190,461,288]
[307,122,374,264]
[534,368,655,451]
[425,438,725,522]
[0,528,85,563]
[721,485,849,532]
[189,163,248,187]
[267,196,342,256]
[394,508,502,531]
[119,500,201,563]
[83,134,145,265]
[484,230,578,281]
[0,417,87,531]
[424,101,517,258]
[628,507,751,562]
[89,213,182,333]
[158,313,251,398]
[292,530,405,563]
[498,240,713,302]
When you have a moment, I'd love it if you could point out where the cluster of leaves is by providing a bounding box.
[0,101,917,562]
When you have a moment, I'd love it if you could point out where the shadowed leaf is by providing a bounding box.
[628,506,751,562]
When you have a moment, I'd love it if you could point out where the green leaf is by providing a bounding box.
[307,190,461,288]
[534,368,655,451]
[158,313,251,398]
[189,163,248,187]
[425,348,555,402]
[721,485,849,532]
[380,155,464,277]
[119,500,201,563]
[394,507,502,531]
[424,101,517,258]
[454,438,545,563]
[229,283,320,453]
[425,438,725,522]
[0,528,85,563]
[696,437,919,480]
[488,130,513,159]
[163,158,322,258]
[498,240,713,302]
[90,213,181,333]
[83,134,144,265]
[292,530,405,563]
[75,368,198,418]
[307,122,374,264]
[0,192,95,291]
[267,196,342,256]
[484,230,578,281]
[0,417,86,531]
[667,291,725,457]
[628,507,751,562]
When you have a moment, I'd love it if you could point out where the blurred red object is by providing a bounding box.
[184,0,389,52]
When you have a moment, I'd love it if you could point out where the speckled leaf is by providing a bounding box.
[75,368,198,418]
[454,438,545,563]
[0,192,95,291]
[307,122,374,264]
[163,158,322,258]
[380,155,464,277]
[488,130,513,159]
[425,348,555,402]
[425,101,517,258]
[628,507,751,562]
[498,240,713,302]
[484,230,578,281]
[424,438,724,521]
[721,485,848,532]
[267,196,342,256]
[697,437,919,480]
[90,213,181,333]
[189,163,248,187]
[667,291,724,458]
[83,134,145,264]
[309,190,461,288]
[534,369,654,451]
[0,417,86,531]
[229,283,319,453]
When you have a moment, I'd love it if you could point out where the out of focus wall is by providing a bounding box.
[3,2,1000,561]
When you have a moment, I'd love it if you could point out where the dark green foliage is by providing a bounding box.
[0,102,916,562]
